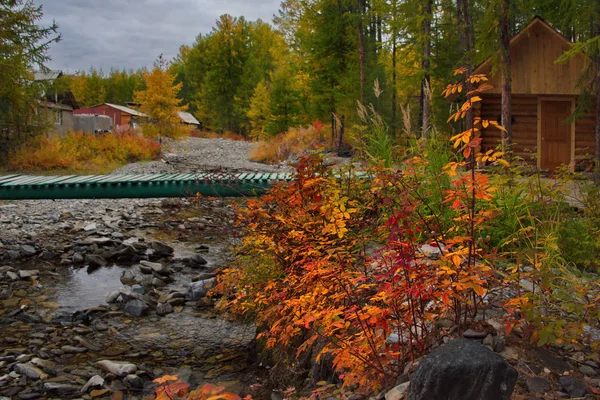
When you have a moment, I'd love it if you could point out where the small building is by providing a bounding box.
[74,103,149,129]
[474,17,596,170]
[35,71,79,136]
[177,111,201,129]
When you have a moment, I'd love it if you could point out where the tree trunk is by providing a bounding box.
[500,0,513,159]
[595,2,600,179]
[421,0,432,139]
[357,0,366,104]
[392,33,397,136]
[337,115,345,154]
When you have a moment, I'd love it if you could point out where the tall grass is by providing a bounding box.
[9,131,161,173]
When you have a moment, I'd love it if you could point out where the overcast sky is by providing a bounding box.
[39,0,282,73]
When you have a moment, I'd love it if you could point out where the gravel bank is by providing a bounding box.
[112,137,291,175]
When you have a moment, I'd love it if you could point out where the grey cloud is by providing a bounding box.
[39,0,281,72]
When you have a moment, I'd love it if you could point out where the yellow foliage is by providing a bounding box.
[134,55,188,139]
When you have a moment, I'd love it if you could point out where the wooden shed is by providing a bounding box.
[474,17,596,170]
[74,103,149,129]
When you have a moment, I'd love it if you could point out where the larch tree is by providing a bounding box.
[134,55,186,138]
[0,0,60,155]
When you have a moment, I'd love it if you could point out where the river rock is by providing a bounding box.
[105,291,120,304]
[110,245,137,262]
[95,360,137,377]
[123,299,149,317]
[18,270,39,279]
[526,377,550,394]
[19,245,37,257]
[13,363,47,380]
[73,252,84,264]
[386,382,410,400]
[140,260,169,276]
[156,303,173,316]
[120,270,138,286]
[559,376,587,398]
[131,284,146,295]
[407,338,517,400]
[150,241,174,256]
[85,254,107,268]
[43,382,82,395]
[124,374,144,389]
[189,278,215,300]
[81,375,104,392]
[463,329,487,339]
[30,358,55,370]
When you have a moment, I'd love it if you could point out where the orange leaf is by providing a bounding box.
[452,255,461,267]
[153,375,179,384]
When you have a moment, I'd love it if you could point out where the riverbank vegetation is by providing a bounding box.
[8,131,161,173]
[216,71,600,395]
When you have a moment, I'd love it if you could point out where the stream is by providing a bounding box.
[0,198,266,399]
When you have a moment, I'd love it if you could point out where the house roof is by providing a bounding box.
[473,16,575,75]
[34,70,63,81]
[178,111,200,125]
[99,103,148,117]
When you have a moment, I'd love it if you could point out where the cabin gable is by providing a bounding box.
[475,18,587,96]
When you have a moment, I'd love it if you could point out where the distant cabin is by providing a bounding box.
[34,71,79,137]
[178,111,201,129]
[74,103,149,130]
[474,17,596,171]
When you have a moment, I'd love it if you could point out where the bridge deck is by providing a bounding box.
[0,172,294,200]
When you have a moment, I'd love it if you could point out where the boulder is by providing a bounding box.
[19,245,37,257]
[85,254,107,268]
[95,360,137,377]
[150,241,174,256]
[140,260,169,276]
[156,303,173,316]
[559,376,588,398]
[105,291,120,304]
[123,299,150,317]
[189,278,215,300]
[407,339,517,400]
[81,375,104,393]
[14,363,48,380]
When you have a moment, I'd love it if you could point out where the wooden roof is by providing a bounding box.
[473,17,588,96]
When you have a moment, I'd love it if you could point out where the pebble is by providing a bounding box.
[95,360,137,377]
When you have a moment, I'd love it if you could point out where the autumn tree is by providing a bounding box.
[0,0,60,157]
[134,55,186,138]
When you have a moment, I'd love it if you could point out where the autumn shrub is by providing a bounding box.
[8,131,161,173]
[150,375,242,400]
[249,125,326,164]
[216,72,515,394]
[141,122,192,140]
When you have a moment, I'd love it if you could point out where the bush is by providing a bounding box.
[141,123,192,140]
[249,125,325,164]
[8,131,161,173]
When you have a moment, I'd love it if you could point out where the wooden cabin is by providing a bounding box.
[474,17,596,170]
[74,103,149,129]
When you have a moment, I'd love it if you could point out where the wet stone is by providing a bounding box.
[95,360,137,377]
[526,377,551,394]
[123,299,150,317]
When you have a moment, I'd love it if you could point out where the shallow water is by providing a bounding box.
[53,265,129,311]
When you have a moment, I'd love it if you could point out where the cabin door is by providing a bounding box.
[539,100,573,170]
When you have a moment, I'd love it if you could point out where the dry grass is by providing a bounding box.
[9,131,161,173]
[249,125,326,164]
[190,130,246,141]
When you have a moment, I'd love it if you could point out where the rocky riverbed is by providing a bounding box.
[0,137,276,399]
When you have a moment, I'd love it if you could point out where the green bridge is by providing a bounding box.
[0,172,294,200]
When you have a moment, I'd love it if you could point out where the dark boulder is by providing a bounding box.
[407,338,517,400]
[559,376,588,398]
